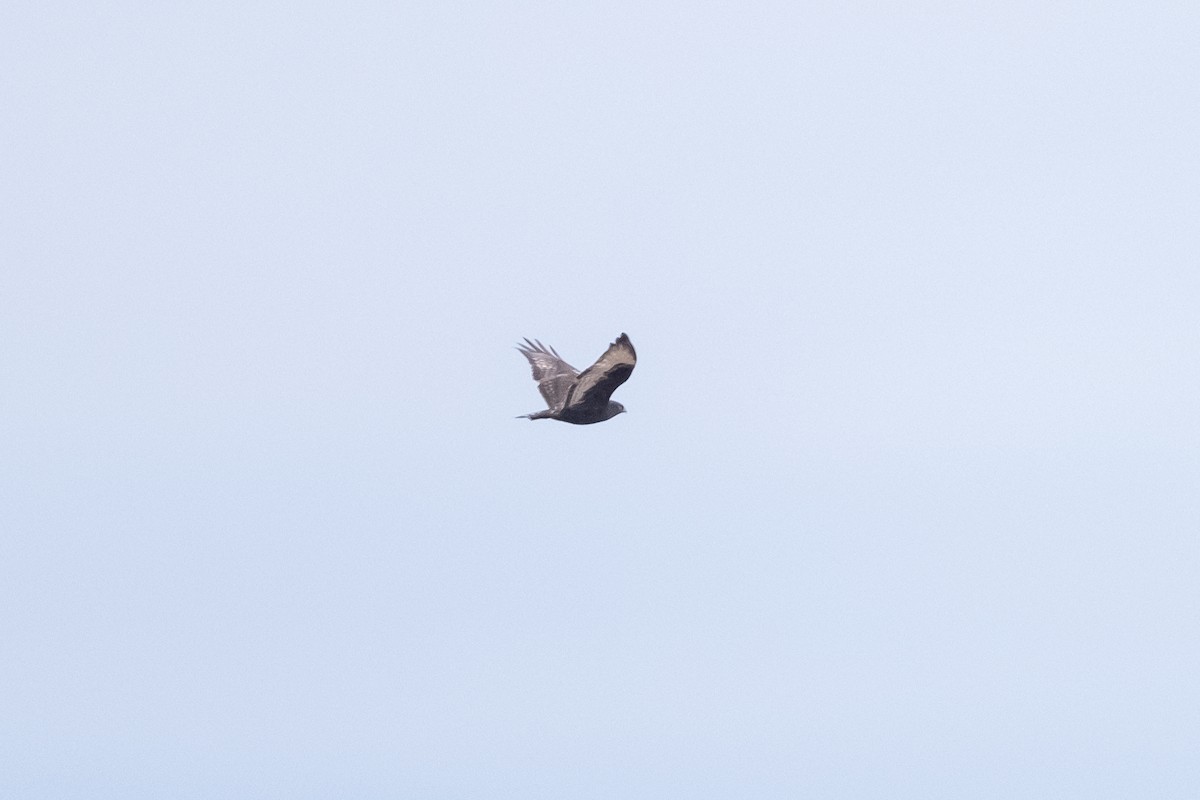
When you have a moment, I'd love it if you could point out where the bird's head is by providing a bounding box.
[607,401,626,418]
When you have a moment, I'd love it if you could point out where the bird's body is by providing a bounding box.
[516,333,636,424]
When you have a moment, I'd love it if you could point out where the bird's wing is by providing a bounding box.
[563,333,636,413]
[516,338,578,410]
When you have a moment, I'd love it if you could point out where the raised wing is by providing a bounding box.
[563,333,636,414]
[516,338,578,410]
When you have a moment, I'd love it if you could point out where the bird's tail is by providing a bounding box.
[518,410,553,421]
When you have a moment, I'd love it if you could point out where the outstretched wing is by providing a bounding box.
[563,333,636,415]
[516,338,578,410]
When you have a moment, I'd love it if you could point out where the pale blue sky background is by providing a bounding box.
[2,1,1198,797]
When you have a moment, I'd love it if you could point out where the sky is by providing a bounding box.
[2,1,1198,797]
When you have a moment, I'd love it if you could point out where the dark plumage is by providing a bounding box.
[516,333,636,424]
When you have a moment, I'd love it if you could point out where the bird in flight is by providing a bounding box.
[516,333,636,424]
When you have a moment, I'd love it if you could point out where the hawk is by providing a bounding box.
[516,333,636,424]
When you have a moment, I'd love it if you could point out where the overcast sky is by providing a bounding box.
[3,1,1198,797]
